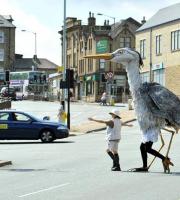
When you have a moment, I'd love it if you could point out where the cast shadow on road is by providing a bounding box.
[122,170,180,176]
[0,168,70,173]
[0,140,75,145]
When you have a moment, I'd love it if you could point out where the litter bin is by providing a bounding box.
[110,96,116,106]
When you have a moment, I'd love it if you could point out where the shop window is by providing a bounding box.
[140,72,149,83]
[153,69,165,86]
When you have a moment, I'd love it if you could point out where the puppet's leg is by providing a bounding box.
[147,133,165,170]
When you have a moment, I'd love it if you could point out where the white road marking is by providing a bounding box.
[18,183,70,198]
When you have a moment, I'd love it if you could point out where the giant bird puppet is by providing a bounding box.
[85,48,180,173]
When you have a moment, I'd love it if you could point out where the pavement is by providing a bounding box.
[70,109,136,135]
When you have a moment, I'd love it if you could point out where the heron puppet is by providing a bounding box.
[84,48,180,173]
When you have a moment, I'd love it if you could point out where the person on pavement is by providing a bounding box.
[88,109,133,171]
[100,91,107,106]
[57,105,67,125]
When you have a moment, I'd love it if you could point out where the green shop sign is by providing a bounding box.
[85,74,100,81]
[96,39,108,53]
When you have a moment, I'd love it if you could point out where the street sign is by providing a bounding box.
[105,72,114,80]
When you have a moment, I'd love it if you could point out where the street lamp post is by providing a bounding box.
[21,30,37,56]
[97,13,115,30]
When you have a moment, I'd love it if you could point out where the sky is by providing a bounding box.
[0,0,179,65]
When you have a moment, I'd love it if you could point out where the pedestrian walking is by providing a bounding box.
[88,109,133,171]
[57,105,67,125]
[100,91,107,106]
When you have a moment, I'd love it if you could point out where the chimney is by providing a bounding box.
[88,11,96,26]
[104,20,106,26]
[107,20,109,25]
[141,16,146,25]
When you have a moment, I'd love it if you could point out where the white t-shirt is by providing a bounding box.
[142,128,159,143]
[106,118,121,141]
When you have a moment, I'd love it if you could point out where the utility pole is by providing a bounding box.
[61,0,67,110]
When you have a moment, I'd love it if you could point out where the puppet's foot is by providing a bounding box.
[162,157,174,173]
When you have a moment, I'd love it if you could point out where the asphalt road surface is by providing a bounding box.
[0,120,180,200]
[11,100,128,126]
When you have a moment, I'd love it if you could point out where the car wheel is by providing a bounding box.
[40,129,54,143]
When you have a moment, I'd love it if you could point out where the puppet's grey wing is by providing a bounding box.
[140,82,180,126]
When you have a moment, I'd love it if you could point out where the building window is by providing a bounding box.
[80,41,84,54]
[171,30,180,51]
[156,35,162,55]
[88,38,92,51]
[140,72,149,83]
[88,58,93,72]
[140,39,146,59]
[120,37,131,48]
[67,55,71,67]
[0,32,4,43]
[153,69,165,86]
[0,49,4,61]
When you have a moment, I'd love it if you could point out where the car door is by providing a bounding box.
[0,112,11,139]
[7,112,39,139]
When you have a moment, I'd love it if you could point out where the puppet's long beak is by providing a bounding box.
[84,53,113,60]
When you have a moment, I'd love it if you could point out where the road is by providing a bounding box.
[0,101,180,200]
[11,100,127,126]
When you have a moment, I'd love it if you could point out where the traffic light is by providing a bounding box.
[66,69,74,88]
[101,73,106,82]
[34,75,37,82]
[5,70,10,82]
[43,75,46,82]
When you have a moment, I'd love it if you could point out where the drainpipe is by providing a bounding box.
[149,28,153,82]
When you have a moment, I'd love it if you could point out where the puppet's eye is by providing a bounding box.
[119,50,124,54]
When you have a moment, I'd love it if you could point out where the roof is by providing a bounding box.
[0,15,15,28]
[137,3,180,32]
[110,17,141,38]
[14,58,58,71]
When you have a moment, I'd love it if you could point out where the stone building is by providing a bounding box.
[59,13,141,102]
[136,3,180,97]
[0,15,15,72]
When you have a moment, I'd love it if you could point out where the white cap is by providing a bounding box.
[109,109,121,118]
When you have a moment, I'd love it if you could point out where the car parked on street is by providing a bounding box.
[0,110,69,142]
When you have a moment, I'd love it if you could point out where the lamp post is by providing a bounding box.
[21,30,37,56]
[97,13,115,29]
